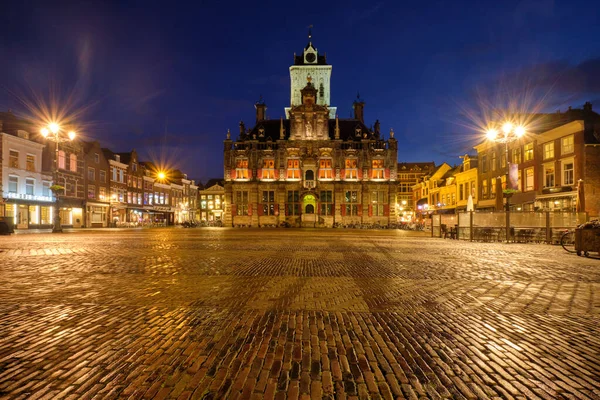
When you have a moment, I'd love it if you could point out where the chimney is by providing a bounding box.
[255,96,267,122]
[584,101,593,112]
[353,93,365,123]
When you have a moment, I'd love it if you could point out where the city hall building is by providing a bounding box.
[223,35,398,227]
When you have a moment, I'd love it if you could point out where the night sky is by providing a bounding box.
[1,0,599,183]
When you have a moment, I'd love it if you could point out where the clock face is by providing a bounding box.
[305,52,316,63]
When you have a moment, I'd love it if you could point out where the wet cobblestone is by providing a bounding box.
[0,228,598,399]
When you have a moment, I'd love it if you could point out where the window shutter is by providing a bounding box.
[274,204,279,215]
[231,204,237,215]
[231,169,236,179]
[358,169,363,180]
[385,168,390,179]
[257,168,262,179]
[341,169,345,180]
[358,205,363,216]
[368,204,373,217]
[248,203,252,216]
[341,205,346,216]
[384,204,390,216]
[257,204,263,216]
[274,169,279,179]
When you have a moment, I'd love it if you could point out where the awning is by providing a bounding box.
[535,192,576,200]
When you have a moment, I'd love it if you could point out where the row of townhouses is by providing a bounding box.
[412,103,600,218]
[0,112,198,230]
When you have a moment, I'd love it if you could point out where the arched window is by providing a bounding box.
[305,204,315,214]
[305,170,314,181]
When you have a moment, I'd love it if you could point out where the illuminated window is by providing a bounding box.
[562,135,574,154]
[371,191,385,216]
[9,150,19,168]
[543,142,554,160]
[286,190,300,215]
[344,190,359,215]
[88,185,96,199]
[235,159,249,180]
[287,159,300,180]
[544,165,555,188]
[481,179,488,199]
[26,178,34,195]
[372,159,384,179]
[58,151,66,169]
[261,158,275,180]
[512,147,522,164]
[345,159,358,180]
[491,177,496,198]
[99,187,106,200]
[525,167,534,191]
[491,152,496,171]
[236,191,249,215]
[318,159,333,180]
[320,191,333,215]
[26,154,35,171]
[70,154,77,172]
[563,162,574,185]
[524,143,534,161]
[262,191,275,215]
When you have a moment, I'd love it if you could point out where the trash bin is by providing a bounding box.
[0,217,15,235]
[575,228,600,257]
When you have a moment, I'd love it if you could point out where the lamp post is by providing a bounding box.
[486,122,525,241]
[40,123,76,233]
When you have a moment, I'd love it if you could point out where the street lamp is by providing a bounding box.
[40,123,76,233]
[486,121,525,241]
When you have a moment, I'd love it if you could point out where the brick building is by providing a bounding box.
[82,141,110,227]
[223,36,398,227]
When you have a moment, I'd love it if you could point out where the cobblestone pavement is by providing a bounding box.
[0,228,598,399]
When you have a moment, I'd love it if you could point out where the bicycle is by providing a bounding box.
[560,229,577,254]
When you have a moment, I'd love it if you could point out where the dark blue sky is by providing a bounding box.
[1,0,599,182]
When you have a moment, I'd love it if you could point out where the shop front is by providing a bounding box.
[1,193,55,229]
[85,202,110,227]
[58,199,84,228]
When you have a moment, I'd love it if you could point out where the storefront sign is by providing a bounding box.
[5,193,53,202]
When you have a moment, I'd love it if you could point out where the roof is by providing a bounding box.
[203,178,224,188]
[241,118,377,142]
[397,162,436,172]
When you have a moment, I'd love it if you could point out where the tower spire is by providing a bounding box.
[308,25,313,43]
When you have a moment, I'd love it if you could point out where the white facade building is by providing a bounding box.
[1,131,54,229]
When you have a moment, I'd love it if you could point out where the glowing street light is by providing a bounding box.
[157,171,166,180]
[39,122,76,233]
[485,120,527,241]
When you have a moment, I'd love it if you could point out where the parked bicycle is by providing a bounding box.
[560,229,576,253]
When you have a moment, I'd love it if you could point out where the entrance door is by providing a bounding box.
[305,204,315,214]
[17,205,28,229]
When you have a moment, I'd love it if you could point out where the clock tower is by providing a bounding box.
[285,28,336,119]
